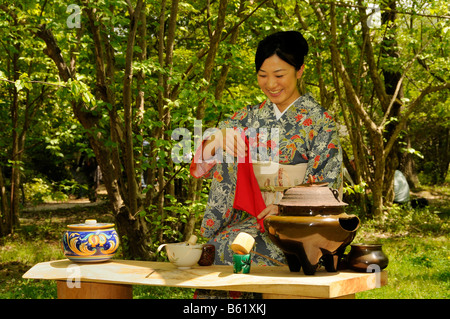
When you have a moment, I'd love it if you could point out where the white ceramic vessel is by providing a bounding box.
[157,242,203,269]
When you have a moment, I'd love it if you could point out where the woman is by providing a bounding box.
[190,31,343,271]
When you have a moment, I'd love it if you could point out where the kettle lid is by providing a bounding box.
[278,182,347,207]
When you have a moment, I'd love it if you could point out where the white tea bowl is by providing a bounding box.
[157,242,203,269]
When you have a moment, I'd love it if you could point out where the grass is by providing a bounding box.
[351,184,450,299]
[356,236,449,299]
[0,186,448,299]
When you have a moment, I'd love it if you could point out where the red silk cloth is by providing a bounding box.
[190,131,267,232]
[232,134,266,232]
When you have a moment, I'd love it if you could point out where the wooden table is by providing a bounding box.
[23,259,387,299]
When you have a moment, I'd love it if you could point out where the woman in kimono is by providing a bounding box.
[190,32,343,294]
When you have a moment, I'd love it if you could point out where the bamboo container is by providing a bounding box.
[231,232,255,255]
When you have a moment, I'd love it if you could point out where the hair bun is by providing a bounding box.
[255,31,309,72]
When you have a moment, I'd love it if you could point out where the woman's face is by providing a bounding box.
[257,54,304,112]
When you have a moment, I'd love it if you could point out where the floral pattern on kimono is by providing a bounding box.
[190,93,343,266]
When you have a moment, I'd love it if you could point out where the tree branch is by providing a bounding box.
[171,0,269,100]
[35,25,73,81]
[380,39,432,127]
[0,78,67,88]
[327,2,379,134]
[358,1,389,109]
[196,0,229,120]
[312,1,450,20]
[383,82,450,160]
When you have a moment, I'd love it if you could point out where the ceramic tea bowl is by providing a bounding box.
[157,242,203,269]
[62,219,120,263]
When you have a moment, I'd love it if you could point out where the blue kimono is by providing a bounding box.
[191,93,343,267]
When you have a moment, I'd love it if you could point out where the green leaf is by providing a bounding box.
[14,79,24,91]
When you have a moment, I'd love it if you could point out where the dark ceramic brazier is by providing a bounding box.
[264,183,360,275]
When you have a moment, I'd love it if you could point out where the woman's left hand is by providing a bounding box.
[256,204,279,231]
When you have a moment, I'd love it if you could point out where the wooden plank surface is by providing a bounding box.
[23,259,387,299]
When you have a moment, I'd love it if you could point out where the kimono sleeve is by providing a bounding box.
[189,128,220,179]
[304,112,343,190]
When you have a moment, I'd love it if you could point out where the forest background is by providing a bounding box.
[0,0,448,262]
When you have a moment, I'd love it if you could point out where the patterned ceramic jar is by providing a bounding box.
[62,219,119,263]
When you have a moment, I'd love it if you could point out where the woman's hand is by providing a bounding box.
[256,204,279,231]
[221,128,247,158]
[203,128,247,160]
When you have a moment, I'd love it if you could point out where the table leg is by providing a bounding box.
[57,280,133,299]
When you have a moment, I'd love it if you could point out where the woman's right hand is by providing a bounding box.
[221,128,247,158]
[203,128,247,160]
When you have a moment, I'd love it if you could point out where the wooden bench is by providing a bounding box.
[23,259,387,299]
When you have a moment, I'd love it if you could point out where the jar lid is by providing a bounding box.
[67,219,115,230]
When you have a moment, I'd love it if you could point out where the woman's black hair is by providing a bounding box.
[255,31,309,72]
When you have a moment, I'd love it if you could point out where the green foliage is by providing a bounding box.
[353,202,449,237]
[23,178,53,205]
[140,180,209,249]
[409,91,450,184]
[343,181,368,196]
[357,235,449,299]
[23,177,88,205]
[0,0,448,253]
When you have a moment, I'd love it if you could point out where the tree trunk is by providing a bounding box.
[155,0,168,243]
[371,135,386,218]
[36,3,153,260]
[195,0,228,120]
[122,0,144,219]
[400,134,420,189]
[380,0,403,204]
[9,43,21,231]
[0,167,10,236]
[182,0,229,241]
